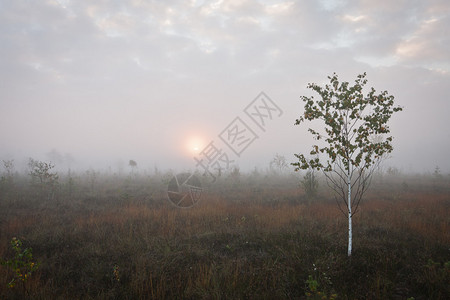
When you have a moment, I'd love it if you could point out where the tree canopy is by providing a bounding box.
[292,72,403,255]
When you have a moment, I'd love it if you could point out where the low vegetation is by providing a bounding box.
[0,163,449,299]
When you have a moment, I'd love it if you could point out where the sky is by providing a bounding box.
[0,0,449,174]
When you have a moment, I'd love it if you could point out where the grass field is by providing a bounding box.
[0,169,449,299]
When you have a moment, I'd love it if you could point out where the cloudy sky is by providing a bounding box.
[0,0,449,173]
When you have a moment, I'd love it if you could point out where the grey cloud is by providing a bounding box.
[0,0,449,172]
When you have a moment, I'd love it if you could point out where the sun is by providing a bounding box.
[185,136,206,156]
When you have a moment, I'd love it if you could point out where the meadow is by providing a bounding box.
[0,165,449,299]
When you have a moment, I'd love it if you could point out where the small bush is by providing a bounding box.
[1,237,39,293]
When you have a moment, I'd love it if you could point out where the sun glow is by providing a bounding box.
[186,136,207,156]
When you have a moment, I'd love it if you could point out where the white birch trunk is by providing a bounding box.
[347,169,352,257]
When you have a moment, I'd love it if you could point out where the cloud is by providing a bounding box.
[396,16,450,67]
[0,0,449,172]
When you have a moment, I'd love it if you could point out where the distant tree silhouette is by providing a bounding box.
[270,153,288,174]
[129,160,137,174]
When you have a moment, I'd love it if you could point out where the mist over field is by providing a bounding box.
[1,1,450,299]
[0,0,449,173]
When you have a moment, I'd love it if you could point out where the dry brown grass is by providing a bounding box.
[0,172,449,299]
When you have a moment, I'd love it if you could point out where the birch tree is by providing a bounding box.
[292,73,402,256]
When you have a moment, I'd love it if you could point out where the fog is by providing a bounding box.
[1,0,449,174]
